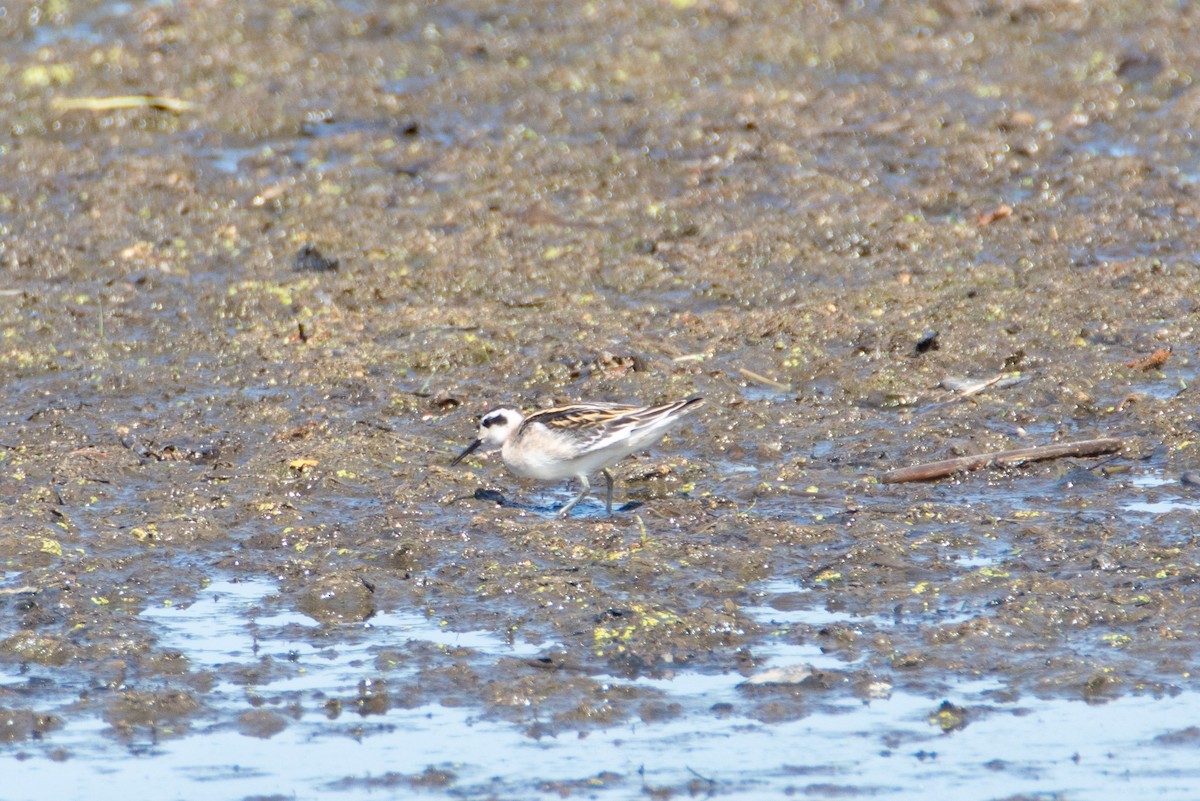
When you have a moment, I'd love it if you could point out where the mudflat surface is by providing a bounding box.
[2,1,1199,798]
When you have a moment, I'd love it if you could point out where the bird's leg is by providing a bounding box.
[602,468,615,515]
[558,475,591,518]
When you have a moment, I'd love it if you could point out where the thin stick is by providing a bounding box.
[945,373,1009,399]
[881,438,1124,484]
[921,372,1024,414]
[53,95,199,113]
[737,367,792,391]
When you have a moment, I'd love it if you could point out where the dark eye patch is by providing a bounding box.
[481,413,506,428]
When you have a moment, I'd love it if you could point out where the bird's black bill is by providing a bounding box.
[450,438,482,466]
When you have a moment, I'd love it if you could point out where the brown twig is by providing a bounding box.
[880,437,1124,484]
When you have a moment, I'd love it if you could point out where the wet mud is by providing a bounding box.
[2,0,1200,797]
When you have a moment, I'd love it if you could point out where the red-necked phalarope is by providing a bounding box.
[451,397,704,517]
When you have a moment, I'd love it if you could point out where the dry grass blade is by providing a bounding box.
[737,367,791,391]
[939,372,1024,398]
[53,95,199,113]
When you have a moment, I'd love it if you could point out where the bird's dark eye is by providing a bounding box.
[482,413,506,428]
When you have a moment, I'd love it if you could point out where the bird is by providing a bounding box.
[451,397,703,517]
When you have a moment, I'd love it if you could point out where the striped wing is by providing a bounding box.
[522,398,702,455]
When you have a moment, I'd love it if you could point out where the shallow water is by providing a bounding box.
[15,690,1200,800]
[6,578,1200,800]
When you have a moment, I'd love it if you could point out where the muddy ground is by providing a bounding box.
[1,0,1199,796]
